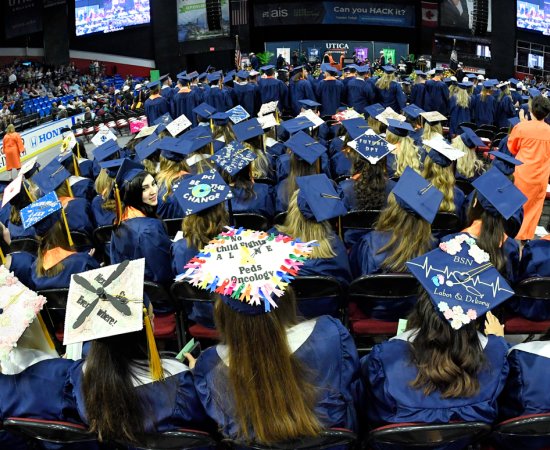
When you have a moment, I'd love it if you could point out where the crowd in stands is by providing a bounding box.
[0,58,550,449]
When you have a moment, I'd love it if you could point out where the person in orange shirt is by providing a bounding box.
[507,95,550,241]
[1,124,25,180]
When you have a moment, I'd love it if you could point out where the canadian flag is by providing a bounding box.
[422,1,439,27]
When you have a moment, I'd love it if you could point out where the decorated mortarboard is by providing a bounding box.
[458,81,473,89]
[114,159,145,194]
[226,105,250,124]
[260,65,275,72]
[403,104,425,120]
[173,169,232,216]
[508,117,520,128]
[460,127,485,148]
[424,137,465,167]
[153,112,173,127]
[93,139,120,162]
[364,103,385,119]
[257,113,278,129]
[135,132,166,161]
[376,107,406,126]
[258,100,279,117]
[528,88,541,98]
[1,175,23,208]
[211,141,257,176]
[64,259,145,345]
[472,167,527,220]
[392,167,443,223]
[489,151,523,176]
[333,108,362,123]
[341,117,370,140]
[295,174,347,222]
[32,161,71,193]
[145,79,161,89]
[284,131,326,165]
[232,118,264,141]
[406,239,514,330]
[249,69,260,77]
[382,65,396,74]
[99,158,124,178]
[20,191,62,232]
[299,99,321,110]
[166,113,192,137]
[497,81,510,89]
[236,70,250,79]
[280,116,316,135]
[176,227,316,314]
[348,129,395,164]
[297,109,324,129]
[20,157,39,177]
[91,126,117,147]
[135,125,159,140]
[387,118,415,137]
[0,265,54,362]
[192,102,216,120]
[420,111,448,124]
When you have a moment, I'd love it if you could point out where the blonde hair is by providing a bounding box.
[422,157,455,212]
[452,136,484,180]
[156,157,190,202]
[6,124,15,133]
[422,122,443,141]
[368,116,385,135]
[454,89,470,108]
[375,194,434,271]
[386,131,421,176]
[276,191,335,259]
[243,142,271,179]
[142,159,157,174]
[376,73,394,91]
[181,203,228,249]
[94,169,116,211]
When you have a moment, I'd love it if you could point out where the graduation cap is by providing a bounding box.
[489,150,523,176]
[158,137,189,162]
[472,167,527,220]
[192,102,216,120]
[348,130,395,164]
[406,240,514,330]
[482,80,495,89]
[260,65,275,72]
[497,81,510,89]
[135,132,164,161]
[460,127,485,148]
[298,99,321,111]
[421,111,448,124]
[153,112,173,127]
[403,104,425,120]
[290,65,304,77]
[415,70,427,77]
[188,71,198,79]
[528,88,541,98]
[178,74,192,83]
[173,169,232,216]
[466,74,478,80]
[20,157,39,178]
[284,131,327,165]
[135,125,159,140]
[434,67,444,74]
[0,265,54,363]
[176,70,187,78]
[223,74,234,84]
[145,80,161,90]
[392,167,443,223]
[232,118,264,142]
[207,73,221,83]
[226,105,250,124]
[56,151,79,174]
[364,103,385,119]
[1,175,23,208]
[341,118,370,140]
[424,137,465,167]
[236,70,250,80]
[458,81,473,89]
[114,159,145,192]
[94,139,120,162]
[387,118,414,137]
[376,108,406,126]
[175,226,316,314]
[258,101,279,117]
[159,73,170,82]
[211,141,257,176]
[257,113,279,130]
[32,161,72,194]
[356,65,370,74]
[209,112,228,126]
[295,174,347,222]
[382,65,396,74]
[280,116,315,136]
[249,69,260,77]
[321,63,339,75]
[99,158,124,178]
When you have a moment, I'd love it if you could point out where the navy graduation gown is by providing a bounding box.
[64,197,94,237]
[194,315,363,438]
[90,195,115,228]
[31,252,100,290]
[501,341,550,419]
[495,95,517,128]
[204,87,233,112]
[449,96,471,136]
[0,204,10,226]
[230,184,275,218]
[161,85,176,104]
[259,77,288,109]
[67,358,208,433]
[363,331,509,426]
[346,78,375,114]
[172,89,203,127]
[424,80,450,115]
[69,176,95,202]
[232,82,259,116]
[110,216,173,286]
[144,96,170,126]
[157,178,188,219]
[8,251,36,288]
[78,158,95,179]
[8,221,36,240]
[316,79,345,116]
[410,83,427,110]
[291,79,317,115]
[330,150,353,180]
[472,94,496,126]
[375,81,406,113]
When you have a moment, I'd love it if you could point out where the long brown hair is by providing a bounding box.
[213,290,321,443]
[407,291,485,398]
[181,203,228,249]
[156,156,190,201]
[36,220,73,277]
[281,153,319,206]
[375,194,434,271]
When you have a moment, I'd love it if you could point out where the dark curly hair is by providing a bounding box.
[353,157,387,210]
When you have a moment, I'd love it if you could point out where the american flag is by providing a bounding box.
[235,35,242,70]
[231,0,248,26]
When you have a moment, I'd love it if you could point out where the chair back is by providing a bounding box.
[368,422,491,449]
[233,213,270,231]
[514,277,550,299]
[493,413,550,450]
[70,231,94,252]
[92,225,113,264]
[349,274,419,300]
[458,121,476,131]
[3,417,97,445]
[9,238,39,255]
[163,218,182,239]
[475,128,495,140]
[432,212,462,235]
[341,210,381,231]
[37,288,69,347]
[254,177,276,186]
[479,124,497,133]
[119,429,217,449]
[291,276,346,320]
[223,428,357,450]
[273,212,287,226]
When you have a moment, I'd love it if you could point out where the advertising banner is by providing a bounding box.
[254,2,415,28]
[4,0,43,39]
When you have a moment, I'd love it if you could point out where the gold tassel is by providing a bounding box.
[60,209,74,247]
[143,307,164,381]
[209,118,214,133]
[0,246,5,265]
[37,313,56,350]
[65,180,74,198]
[338,216,343,240]
[72,155,80,177]
[114,183,123,225]
[23,182,35,202]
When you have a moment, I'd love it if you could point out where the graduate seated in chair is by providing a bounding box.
[91,160,118,228]
[452,127,486,183]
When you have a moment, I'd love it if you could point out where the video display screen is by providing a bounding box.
[517,0,550,35]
